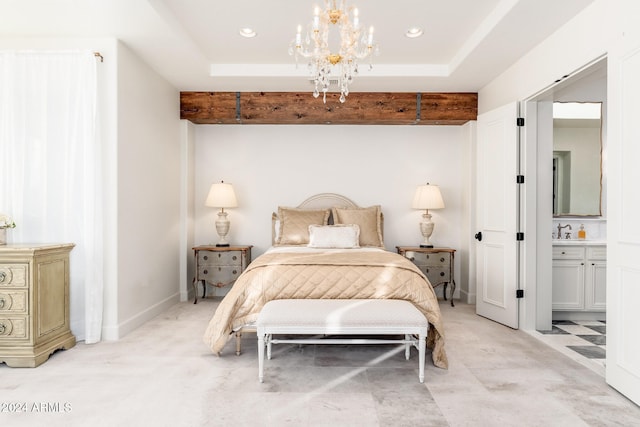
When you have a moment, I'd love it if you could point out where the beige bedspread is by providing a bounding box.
[203,249,448,369]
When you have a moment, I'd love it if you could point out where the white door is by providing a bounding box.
[606,0,640,406]
[475,103,520,328]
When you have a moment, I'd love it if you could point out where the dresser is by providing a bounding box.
[192,245,252,303]
[0,244,76,367]
[396,246,456,306]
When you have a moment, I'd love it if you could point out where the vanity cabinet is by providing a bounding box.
[552,245,606,312]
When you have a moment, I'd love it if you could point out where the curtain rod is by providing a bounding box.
[94,52,103,62]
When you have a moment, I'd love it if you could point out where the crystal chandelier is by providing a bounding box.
[288,0,379,103]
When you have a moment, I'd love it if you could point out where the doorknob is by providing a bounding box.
[474,231,483,241]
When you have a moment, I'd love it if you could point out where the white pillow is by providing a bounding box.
[307,224,360,249]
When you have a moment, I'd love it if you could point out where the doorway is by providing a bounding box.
[520,56,607,374]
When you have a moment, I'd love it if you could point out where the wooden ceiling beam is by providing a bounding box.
[180,91,477,125]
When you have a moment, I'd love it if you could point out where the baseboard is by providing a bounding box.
[459,289,475,305]
[552,310,605,321]
[101,293,180,341]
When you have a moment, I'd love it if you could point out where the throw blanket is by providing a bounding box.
[203,249,448,369]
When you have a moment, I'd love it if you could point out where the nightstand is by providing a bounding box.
[396,246,456,306]
[192,245,252,304]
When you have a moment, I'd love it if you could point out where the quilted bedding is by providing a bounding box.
[203,248,448,369]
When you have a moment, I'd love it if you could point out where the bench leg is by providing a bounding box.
[267,334,273,360]
[258,330,265,383]
[235,331,242,356]
[418,333,426,383]
[405,334,411,360]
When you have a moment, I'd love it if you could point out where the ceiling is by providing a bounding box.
[0,0,595,93]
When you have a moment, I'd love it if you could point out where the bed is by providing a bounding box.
[202,193,448,369]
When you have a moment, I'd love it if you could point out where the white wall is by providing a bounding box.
[108,41,182,338]
[192,124,471,299]
[479,0,611,114]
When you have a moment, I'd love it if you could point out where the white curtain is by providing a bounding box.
[0,50,103,343]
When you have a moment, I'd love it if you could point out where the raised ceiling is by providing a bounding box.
[0,0,595,92]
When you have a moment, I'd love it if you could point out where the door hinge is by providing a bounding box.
[516,117,525,127]
[516,289,524,298]
[516,175,525,184]
[516,232,524,241]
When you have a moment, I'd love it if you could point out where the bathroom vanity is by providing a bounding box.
[552,240,606,320]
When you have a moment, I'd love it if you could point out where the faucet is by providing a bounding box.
[557,223,572,239]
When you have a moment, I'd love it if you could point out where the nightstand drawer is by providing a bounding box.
[0,265,27,288]
[198,265,242,286]
[0,291,28,314]
[198,250,243,266]
[422,267,451,284]
[0,316,28,340]
[413,252,451,267]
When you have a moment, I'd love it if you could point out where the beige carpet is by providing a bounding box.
[1,299,639,427]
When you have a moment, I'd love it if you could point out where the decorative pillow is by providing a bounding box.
[308,224,361,249]
[276,207,330,245]
[332,205,384,247]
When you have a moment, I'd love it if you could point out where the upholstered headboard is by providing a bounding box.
[271,193,383,246]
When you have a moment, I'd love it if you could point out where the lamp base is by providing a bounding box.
[420,244,434,248]
[215,243,230,247]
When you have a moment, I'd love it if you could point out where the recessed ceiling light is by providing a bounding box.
[239,28,257,38]
[405,27,424,38]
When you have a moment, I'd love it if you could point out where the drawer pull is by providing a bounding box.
[0,272,5,282]
[233,270,238,275]
[232,256,237,261]
[218,254,221,258]
[203,269,208,274]
[440,272,445,277]
[0,323,5,334]
[0,298,4,309]
[440,257,445,262]
[218,267,222,272]
[561,251,566,255]
[203,255,208,261]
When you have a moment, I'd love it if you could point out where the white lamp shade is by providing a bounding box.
[412,184,445,210]
[205,182,238,208]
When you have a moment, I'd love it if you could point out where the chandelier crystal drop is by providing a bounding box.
[288,0,379,103]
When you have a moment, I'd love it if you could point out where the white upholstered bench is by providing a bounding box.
[256,299,429,383]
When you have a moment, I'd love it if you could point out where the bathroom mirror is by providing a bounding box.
[552,102,602,217]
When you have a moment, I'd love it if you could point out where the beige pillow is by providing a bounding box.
[276,207,330,245]
[332,205,384,247]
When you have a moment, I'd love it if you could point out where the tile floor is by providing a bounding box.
[1,301,638,426]
[534,320,606,377]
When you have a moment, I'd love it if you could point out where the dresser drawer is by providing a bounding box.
[0,316,28,340]
[198,265,242,286]
[412,252,451,267]
[198,250,243,266]
[552,246,585,260]
[0,291,27,314]
[0,265,27,288]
